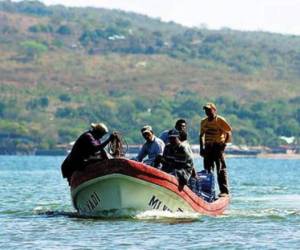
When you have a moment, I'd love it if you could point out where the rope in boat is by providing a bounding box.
[108,132,128,158]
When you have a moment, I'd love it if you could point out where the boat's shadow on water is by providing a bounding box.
[36,210,81,218]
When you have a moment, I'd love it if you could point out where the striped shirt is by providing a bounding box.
[162,143,194,171]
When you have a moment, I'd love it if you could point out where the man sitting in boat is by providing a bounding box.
[134,125,165,167]
[160,119,193,158]
[155,129,194,186]
[61,122,116,183]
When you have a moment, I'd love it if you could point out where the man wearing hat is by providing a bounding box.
[159,118,193,157]
[61,122,116,182]
[199,102,232,196]
[156,129,194,186]
[135,125,165,167]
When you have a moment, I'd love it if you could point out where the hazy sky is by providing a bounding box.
[38,0,300,35]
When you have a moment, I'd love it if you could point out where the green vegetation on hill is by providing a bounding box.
[0,0,299,153]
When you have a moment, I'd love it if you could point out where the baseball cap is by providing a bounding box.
[203,102,217,111]
[168,129,180,138]
[141,125,153,134]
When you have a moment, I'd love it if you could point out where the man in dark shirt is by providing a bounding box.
[61,123,115,182]
[156,129,194,186]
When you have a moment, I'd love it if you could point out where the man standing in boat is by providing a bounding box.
[156,129,194,186]
[199,103,232,197]
[61,122,116,183]
[134,125,165,167]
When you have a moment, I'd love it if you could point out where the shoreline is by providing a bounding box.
[225,153,300,159]
[0,152,299,160]
[256,153,300,159]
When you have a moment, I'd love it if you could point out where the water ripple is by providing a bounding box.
[1,156,300,249]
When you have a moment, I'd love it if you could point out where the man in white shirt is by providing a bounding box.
[135,125,165,167]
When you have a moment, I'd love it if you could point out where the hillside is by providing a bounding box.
[0,0,299,152]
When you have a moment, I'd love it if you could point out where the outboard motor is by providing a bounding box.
[188,170,216,202]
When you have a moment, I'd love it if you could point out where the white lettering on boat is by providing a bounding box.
[148,195,183,212]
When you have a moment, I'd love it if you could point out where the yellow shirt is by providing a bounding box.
[200,115,232,144]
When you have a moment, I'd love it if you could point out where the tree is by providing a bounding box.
[28,24,53,33]
[295,108,300,123]
[20,40,48,60]
[0,102,5,118]
[276,119,299,137]
[57,25,72,35]
[59,94,71,102]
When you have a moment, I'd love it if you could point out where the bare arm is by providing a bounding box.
[96,134,115,150]
[199,132,205,157]
[136,144,147,162]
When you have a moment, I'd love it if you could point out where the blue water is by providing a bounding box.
[1,156,299,249]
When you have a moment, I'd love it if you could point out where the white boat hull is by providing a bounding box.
[72,173,194,216]
[69,159,229,217]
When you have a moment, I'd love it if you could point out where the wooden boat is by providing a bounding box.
[70,158,229,217]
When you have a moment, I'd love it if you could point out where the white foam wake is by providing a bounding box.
[135,209,200,220]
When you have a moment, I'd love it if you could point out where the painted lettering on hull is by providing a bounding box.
[148,195,161,209]
[79,191,101,213]
[148,195,183,212]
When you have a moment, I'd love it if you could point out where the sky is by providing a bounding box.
[37,0,300,35]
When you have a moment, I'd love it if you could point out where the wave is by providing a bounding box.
[225,207,300,220]
[31,206,202,222]
[134,210,201,223]
[32,202,300,221]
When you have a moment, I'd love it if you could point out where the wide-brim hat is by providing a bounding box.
[91,123,109,134]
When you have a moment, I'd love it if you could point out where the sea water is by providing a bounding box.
[0,155,299,249]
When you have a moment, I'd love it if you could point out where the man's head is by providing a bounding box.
[175,119,187,132]
[91,122,108,139]
[141,125,154,142]
[168,129,181,146]
[179,130,187,142]
[203,102,217,118]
